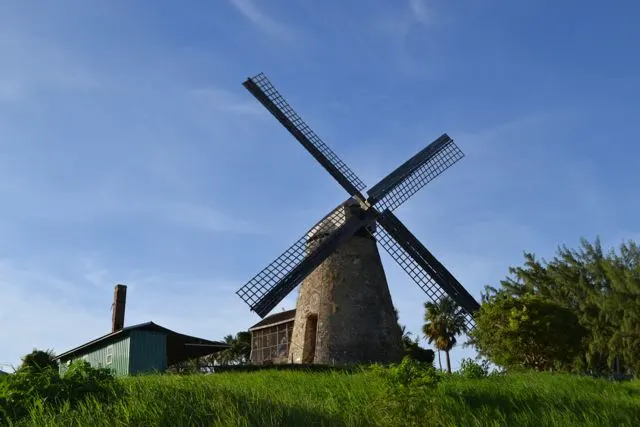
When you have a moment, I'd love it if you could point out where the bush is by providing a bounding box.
[370,356,441,389]
[368,356,442,426]
[0,359,121,424]
[404,342,435,366]
[62,360,121,403]
[458,358,490,379]
[17,349,57,374]
[389,356,440,388]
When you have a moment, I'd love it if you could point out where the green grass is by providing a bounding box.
[13,370,640,426]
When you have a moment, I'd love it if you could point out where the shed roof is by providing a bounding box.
[54,321,229,365]
[249,309,296,331]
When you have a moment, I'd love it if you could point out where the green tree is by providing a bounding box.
[400,325,414,349]
[399,326,435,366]
[422,297,467,373]
[471,294,587,371]
[485,237,640,377]
[601,241,640,375]
[217,331,251,365]
[17,349,57,374]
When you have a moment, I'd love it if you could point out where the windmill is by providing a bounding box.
[236,73,480,365]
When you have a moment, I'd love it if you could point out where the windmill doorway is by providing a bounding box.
[302,314,318,363]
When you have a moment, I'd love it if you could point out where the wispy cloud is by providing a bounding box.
[1,183,265,236]
[151,199,268,235]
[0,29,103,104]
[0,262,105,369]
[367,0,441,77]
[408,0,430,26]
[229,0,294,42]
[189,87,265,117]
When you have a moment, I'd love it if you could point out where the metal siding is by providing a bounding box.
[108,336,131,376]
[58,335,131,376]
[128,330,167,374]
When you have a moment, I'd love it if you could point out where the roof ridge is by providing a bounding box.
[249,308,296,331]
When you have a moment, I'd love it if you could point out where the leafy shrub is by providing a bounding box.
[388,356,440,388]
[62,360,121,402]
[369,356,442,426]
[0,359,121,424]
[370,356,441,389]
[17,349,57,374]
[403,341,436,366]
[1,366,60,422]
[458,358,491,379]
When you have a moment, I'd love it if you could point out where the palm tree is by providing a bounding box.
[217,332,251,365]
[422,296,467,373]
[400,324,414,348]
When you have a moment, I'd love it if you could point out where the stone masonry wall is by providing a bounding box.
[289,203,404,365]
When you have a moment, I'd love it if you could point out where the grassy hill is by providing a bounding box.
[11,369,640,426]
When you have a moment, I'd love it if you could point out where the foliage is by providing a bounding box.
[167,330,251,373]
[400,326,435,365]
[369,357,442,426]
[422,296,467,373]
[400,323,412,347]
[404,341,435,365]
[166,358,203,374]
[216,331,251,365]
[61,360,122,402]
[16,349,57,374]
[470,294,586,371]
[0,357,120,424]
[458,358,491,379]
[370,356,441,389]
[483,237,640,377]
[6,370,640,426]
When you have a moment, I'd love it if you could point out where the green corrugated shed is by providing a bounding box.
[60,334,131,376]
[55,322,227,376]
[129,330,166,374]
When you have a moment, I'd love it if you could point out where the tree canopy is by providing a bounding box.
[470,294,586,371]
[399,326,435,366]
[479,237,640,377]
[422,296,467,373]
[216,331,251,365]
[17,349,57,374]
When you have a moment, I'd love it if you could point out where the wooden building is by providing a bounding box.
[54,284,228,376]
[248,309,295,365]
[54,321,228,376]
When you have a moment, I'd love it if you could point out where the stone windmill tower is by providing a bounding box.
[236,73,480,365]
[289,199,402,364]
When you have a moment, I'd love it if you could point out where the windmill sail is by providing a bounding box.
[369,137,465,212]
[243,73,366,199]
[375,211,478,327]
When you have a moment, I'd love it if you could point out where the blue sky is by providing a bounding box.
[1,0,639,370]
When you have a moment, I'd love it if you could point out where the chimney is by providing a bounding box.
[112,284,127,332]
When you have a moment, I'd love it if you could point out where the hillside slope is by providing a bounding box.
[14,370,640,426]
